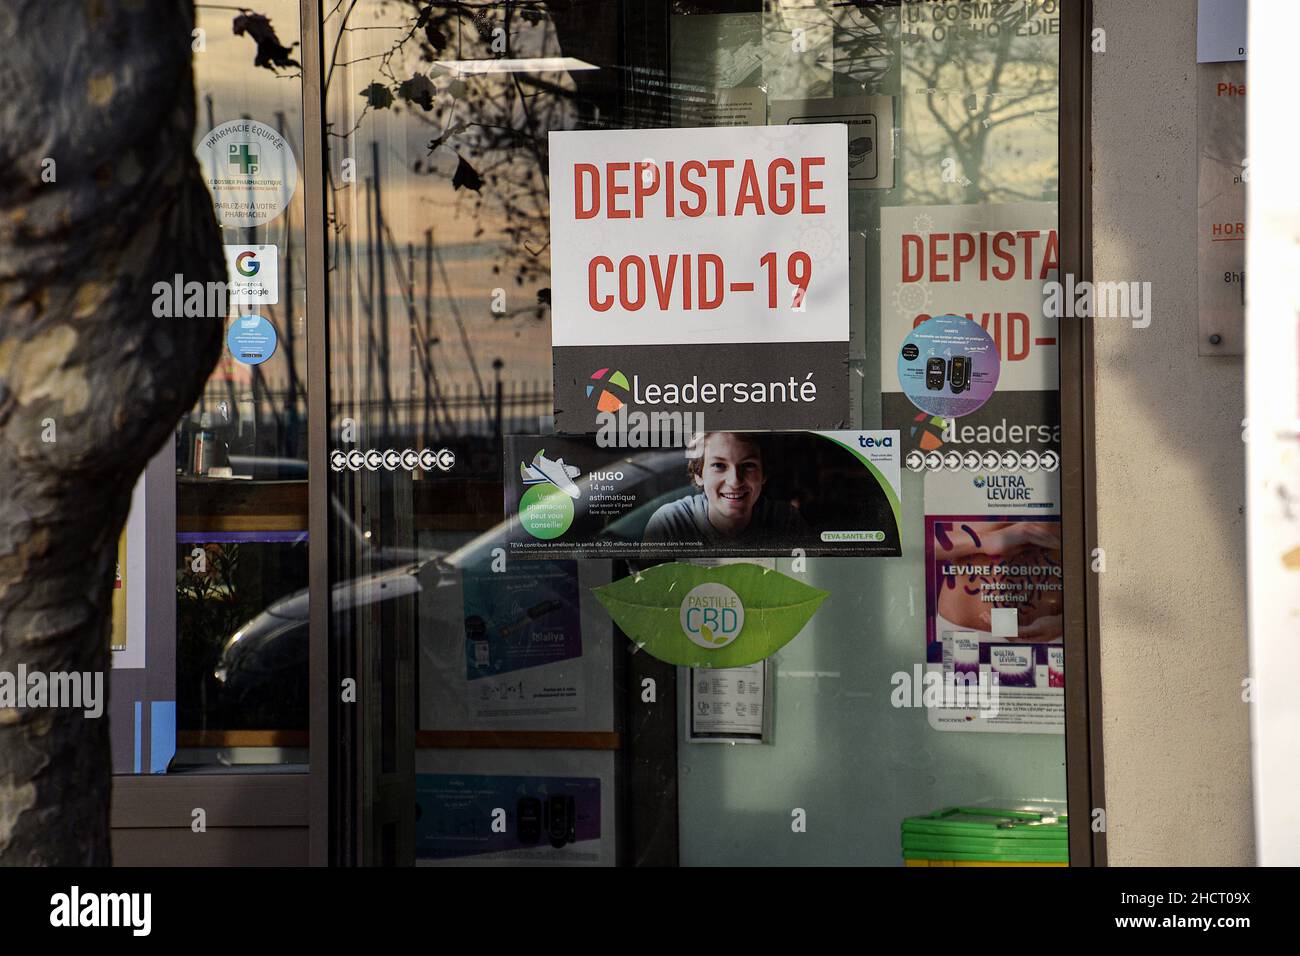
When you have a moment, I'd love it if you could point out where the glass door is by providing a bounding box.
[324,0,1070,867]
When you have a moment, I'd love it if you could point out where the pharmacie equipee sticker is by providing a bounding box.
[897,313,1000,418]
[197,119,298,228]
[227,314,278,365]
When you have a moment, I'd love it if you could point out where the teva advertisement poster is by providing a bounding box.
[922,468,1063,733]
[880,202,1059,434]
[503,430,902,559]
[548,125,850,432]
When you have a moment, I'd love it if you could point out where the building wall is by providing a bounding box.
[1091,0,1254,864]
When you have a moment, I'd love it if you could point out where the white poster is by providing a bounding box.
[881,202,1059,395]
[223,244,280,306]
[922,467,1064,735]
[688,661,770,743]
[1197,0,1248,62]
[548,125,850,431]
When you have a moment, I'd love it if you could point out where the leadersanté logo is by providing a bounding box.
[910,411,948,451]
[587,367,630,413]
[586,366,820,420]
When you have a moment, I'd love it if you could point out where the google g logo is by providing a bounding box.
[235,251,261,277]
[679,583,745,650]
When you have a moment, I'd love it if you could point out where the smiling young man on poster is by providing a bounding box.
[642,432,808,549]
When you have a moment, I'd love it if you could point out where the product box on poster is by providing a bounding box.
[548,125,850,432]
[415,749,615,866]
[502,431,902,559]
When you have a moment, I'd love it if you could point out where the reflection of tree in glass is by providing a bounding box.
[900,0,1059,204]
[321,1,611,316]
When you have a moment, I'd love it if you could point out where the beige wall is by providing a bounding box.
[1091,0,1253,864]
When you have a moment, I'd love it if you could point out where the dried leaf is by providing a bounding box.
[361,82,394,109]
[398,74,436,111]
[452,154,483,192]
[232,12,301,72]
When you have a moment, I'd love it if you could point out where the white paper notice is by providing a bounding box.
[548,125,849,348]
[689,662,766,742]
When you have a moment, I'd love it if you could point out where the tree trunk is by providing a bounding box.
[0,0,222,864]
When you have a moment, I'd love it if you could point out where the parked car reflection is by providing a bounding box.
[210,448,691,726]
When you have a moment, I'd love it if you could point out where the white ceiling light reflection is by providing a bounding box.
[433,57,598,76]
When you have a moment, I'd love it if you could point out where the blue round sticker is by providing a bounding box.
[897,314,1000,418]
[227,314,278,365]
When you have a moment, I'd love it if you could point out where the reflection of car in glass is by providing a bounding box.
[210,449,693,724]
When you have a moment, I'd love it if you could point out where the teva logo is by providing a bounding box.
[50,886,151,936]
[857,434,893,448]
[228,142,259,175]
[587,367,630,413]
[235,250,260,277]
[679,583,744,650]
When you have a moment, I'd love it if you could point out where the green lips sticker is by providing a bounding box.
[593,562,829,667]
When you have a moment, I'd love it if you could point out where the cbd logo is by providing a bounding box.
[679,583,745,650]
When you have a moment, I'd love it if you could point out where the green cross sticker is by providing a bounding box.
[228,143,259,175]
